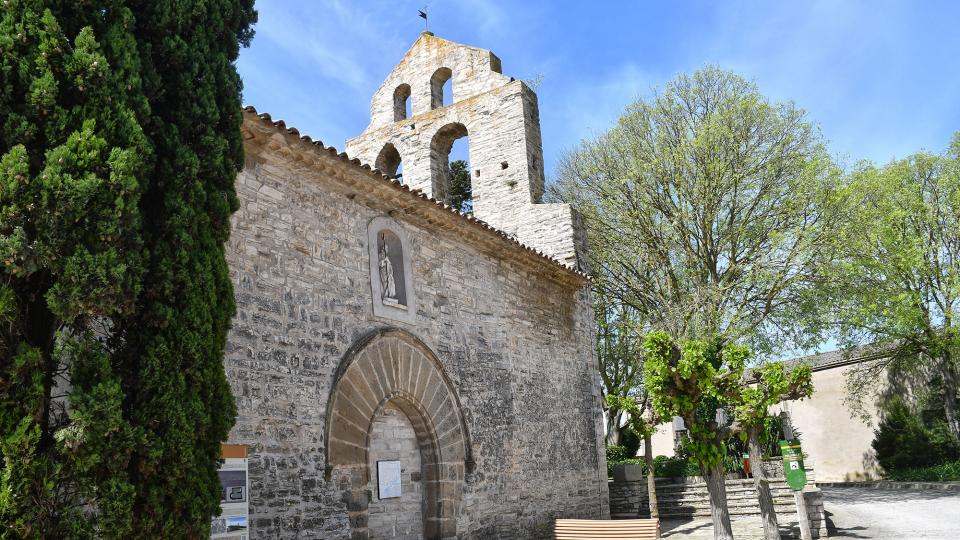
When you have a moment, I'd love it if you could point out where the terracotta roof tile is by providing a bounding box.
[241,106,589,283]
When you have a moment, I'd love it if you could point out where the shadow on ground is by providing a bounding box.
[661,517,807,539]
[823,509,871,538]
[661,519,712,535]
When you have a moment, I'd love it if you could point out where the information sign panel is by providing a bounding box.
[211,444,249,540]
[778,438,807,491]
[377,460,402,499]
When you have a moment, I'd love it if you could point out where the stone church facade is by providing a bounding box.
[223,33,608,539]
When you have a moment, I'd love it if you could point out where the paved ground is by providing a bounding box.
[823,485,960,539]
[661,516,803,539]
[660,486,960,539]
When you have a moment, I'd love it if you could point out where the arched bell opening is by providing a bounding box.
[375,142,403,181]
[429,123,473,208]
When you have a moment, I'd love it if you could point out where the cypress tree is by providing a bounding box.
[114,2,255,535]
[0,2,255,537]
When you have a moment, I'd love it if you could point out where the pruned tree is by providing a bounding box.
[824,139,960,437]
[644,331,749,540]
[0,1,256,536]
[735,363,814,540]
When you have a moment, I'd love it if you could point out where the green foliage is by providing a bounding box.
[759,413,799,458]
[884,460,960,482]
[736,363,813,429]
[620,426,642,458]
[823,136,960,433]
[873,399,960,473]
[0,1,256,537]
[604,446,699,478]
[552,67,839,356]
[448,159,472,213]
[606,394,657,439]
[652,455,701,478]
[597,289,649,445]
[644,331,748,469]
[606,444,629,477]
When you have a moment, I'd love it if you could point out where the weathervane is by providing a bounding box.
[419,5,429,31]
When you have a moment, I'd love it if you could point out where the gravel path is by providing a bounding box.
[661,485,960,539]
[823,485,960,539]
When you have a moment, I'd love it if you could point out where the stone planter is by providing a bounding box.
[613,463,645,482]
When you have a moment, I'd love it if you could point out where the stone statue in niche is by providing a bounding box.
[368,219,412,320]
[378,233,399,305]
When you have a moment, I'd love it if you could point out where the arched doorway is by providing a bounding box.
[326,329,472,540]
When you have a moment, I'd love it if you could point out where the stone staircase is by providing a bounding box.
[609,464,828,538]
[653,478,798,520]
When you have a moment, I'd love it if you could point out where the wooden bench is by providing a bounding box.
[554,518,660,539]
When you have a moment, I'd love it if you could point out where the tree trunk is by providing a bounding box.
[644,432,659,519]
[704,461,734,540]
[942,353,959,439]
[748,425,780,540]
[606,409,623,446]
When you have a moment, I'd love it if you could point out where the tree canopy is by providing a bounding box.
[449,159,472,214]
[0,2,256,537]
[553,67,840,354]
[823,137,960,436]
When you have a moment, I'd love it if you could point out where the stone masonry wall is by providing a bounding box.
[345,33,582,269]
[367,404,423,540]
[222,118,609,538]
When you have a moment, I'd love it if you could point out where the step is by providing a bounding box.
[657,505,797,519]
[655,491,795,503]
[656,492,794,500]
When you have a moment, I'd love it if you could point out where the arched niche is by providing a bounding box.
[325,328,473,540]
[367,216,416,323]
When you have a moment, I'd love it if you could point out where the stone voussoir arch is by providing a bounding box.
[325,327,472,539]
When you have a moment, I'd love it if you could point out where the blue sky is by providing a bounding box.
[238,0,960,178]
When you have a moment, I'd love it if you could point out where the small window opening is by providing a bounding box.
[393,84,411,121]
[430,67,453,109]
[501,161,508,170]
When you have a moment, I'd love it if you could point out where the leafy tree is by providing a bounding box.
[644,331,749,540]
[825,140,960,437]
[552,67,839,356]
[0,2,255,537]
[734,363,813,540]
[609,394,662,520]
[449,159,472,213]
[873,399,960,472]
[597,285,646,445]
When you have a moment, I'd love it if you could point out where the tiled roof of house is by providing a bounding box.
[784,343,892,372]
